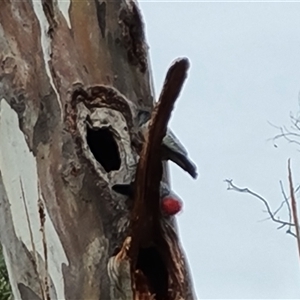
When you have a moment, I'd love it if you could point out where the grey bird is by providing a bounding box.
[137,110,198,179]
[112,181,183,216]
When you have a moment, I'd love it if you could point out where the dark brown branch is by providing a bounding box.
[130,57,190,254]
[113,58,190,299]
[287,159,300,263]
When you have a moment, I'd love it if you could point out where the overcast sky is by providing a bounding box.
[139,2,300,299]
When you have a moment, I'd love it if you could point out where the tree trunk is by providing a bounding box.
[0,1,196,299]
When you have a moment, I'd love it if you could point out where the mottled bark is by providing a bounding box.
[0,1,196,300]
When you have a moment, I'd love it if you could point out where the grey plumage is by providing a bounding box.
[138,111,198,179]
[162,128,197,178]
[159,181,175,198]
[112,181,183,216]
[112,181,175,198]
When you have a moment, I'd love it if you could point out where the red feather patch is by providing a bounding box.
[161,197,182,216]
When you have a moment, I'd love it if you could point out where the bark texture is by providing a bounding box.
[0,1,196,299]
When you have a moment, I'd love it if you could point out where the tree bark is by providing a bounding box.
[0,1,196,299]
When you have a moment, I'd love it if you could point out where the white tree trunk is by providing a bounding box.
[0,1,196,299]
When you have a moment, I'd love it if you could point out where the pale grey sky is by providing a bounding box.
[139,2,300,299]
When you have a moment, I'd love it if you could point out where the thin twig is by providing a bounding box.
[279,180,292,225]
[225,179,295,227]
[287,229,298,238]
[269,117,300,149]
[272,199,286,217]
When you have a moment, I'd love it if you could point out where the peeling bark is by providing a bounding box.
[0,1,196,300]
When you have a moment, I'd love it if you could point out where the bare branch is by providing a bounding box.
[272,129,300,147]
[290,114,300,131]
[268,109,300,150]
[279,180,292,224]
[272,200,286,217]
[277,223,288,230]
[225,179,295,227]
[287,229,298,238]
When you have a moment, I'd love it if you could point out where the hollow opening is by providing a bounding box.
[136,247,169,300]
[86,126,121,172]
